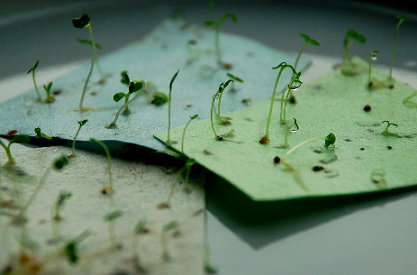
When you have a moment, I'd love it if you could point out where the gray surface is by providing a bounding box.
[2,1,417,275]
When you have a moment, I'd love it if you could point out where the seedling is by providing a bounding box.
[27,59,41,101]
[211,79,233,140]
[151,91,168,106]
[132,220,148,272]
[167,69,180,145]
[104,210,123,248]
[389,15,409,82]
[63,230,90,264]
[181,114,199,153]
[276,133,336,190]
[403,90,417,108]
[381,121,398,136]
[34,127,53,140]
[205,13,237,67]
[0,135,30,165]
[112,73,143,115]
[368,50,379,88]
[341,29,366,75]
[204,246,218,274]
[371,169,388,187]
[52,191,72,221]
[71,119,88,157]
[72,13,103,111]
[226,73,244,92]
[43,81,54,103]
[259,62,301,144]
[161,220,179,261]
[294,33,320,71]
[280,118,299,149]
[16,155,69,223]
[89,138,114,195]
[105,78,145,129]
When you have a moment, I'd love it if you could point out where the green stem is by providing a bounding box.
[106,88,141,128]
[215,25,221,65]
[79,52,94,112]
[0,141,14,164]
[72,125,82,156]
[389,22,402,81]
[181,117,194,153]
[265,67,285,138]
[32,71,41,101]
[294,42,308,71]
[282,137,325,162]
[210,94,219,138]
[88,24,103,78]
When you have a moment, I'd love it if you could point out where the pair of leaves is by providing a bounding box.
[27,59,39,74]
[345,29,366,46]
[204,13,237,27]
[77,38,102,49]
[113,72,144,102]
[299,33,320,46]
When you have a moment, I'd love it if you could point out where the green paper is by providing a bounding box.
[155,57,417,201]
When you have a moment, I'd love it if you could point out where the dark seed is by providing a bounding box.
[364,105,372,112]
[312,166,324,172]
[223,63,233,70]
[360,147,365,151]
[217,136,223,141]
[273,156,281,164]
[387,146,392,150]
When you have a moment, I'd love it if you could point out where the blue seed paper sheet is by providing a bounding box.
[0,17,309,150]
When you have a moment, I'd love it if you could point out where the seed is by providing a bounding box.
[364,104,372,112]
[273,156,281,164]
[312,166,324,172]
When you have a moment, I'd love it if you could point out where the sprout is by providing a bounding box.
[181,114,199,153]
[34,127,53,140]
[53,191,72,221]
[16,155,69,223]
[72,13,103,111]
[105,78,145,129]
[260,62,301,144]
[226,73,244,92]
[280,118,299,149]
[151,91,169,106]
[89,139,114,195]
[167,70,180,145]
[63,230,90,264]
[389,15,409,82]
[403,90,417,108]
[294,33,320,71]
[27,59,41,101]
[276,133,336,191]
[0,135,30,165]
[210,79,233,140]
[343,29,366,66]
[104,210,123,248]
[381,121,398,136]
[368,50,378,88]
[161,220,179,261]
[71,119,88,157]
[132,220,148,272]
[43,81,54,103]
[205,13,237,66]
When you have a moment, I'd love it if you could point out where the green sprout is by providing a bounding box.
[368,50,379,88]
[371,169,388,187]
[104,210,123,248]
[210,79,233,140]
[381,121,398,136]
[260,62,301,144]
[280,118,299,149]
[403,90,417,108]
[181,114,199,153]
[72,13,102,111]
[16,155,69,223]
[71,119,88,157]
[204,246,218,274]
[43,81,54,103]
[294,33,320,71]
[27,59,41,101]
[343,29,366,66]
[0,135,30,165]
[205,13,237,66]
[389,15,409,82]
[34,127,53,140]
[106,78,145,129]
[161,220,179,261]
[90,139,114,195]
[167,70,180,145]
[226,73,244,92]
[276,133,336,191]
[132,220,148,272]
[151,91,168,106]
[52,191,72,221]
[63,230,90,264]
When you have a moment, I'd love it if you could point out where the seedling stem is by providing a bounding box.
[294,33,320,71]
[181,114,199,153]
[90,139,114,194]
[210,79,233,140]
[167,70,180,145]
[27,59,41,101]
[0,135,30,165]
[104,210,123,248]
[71,119,88,157]
[389,16,409,82]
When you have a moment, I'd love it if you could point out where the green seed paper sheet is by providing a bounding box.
[154,57,417,201]
[0,146,205,274]
[0,17,309,151]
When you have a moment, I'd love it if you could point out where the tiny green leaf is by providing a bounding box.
[78,119,88,127]
[77,38,102,49]
[43,82,53,92]
[226,73,244,83]
[272,62,288,70]
[325,133,336,148]
[169,70,180,92]
[120,71,129,85]
[72,13,91,28]
[56,192,72,209]
[347,29,366,43]
[309,38,320,46]
[151,91,169,106]
[134,220,147,235]
[10,135,30,144]
[104,210,123,221]
[190,114,199,120]
[129,80,143,93]
[299,33,310,42]
[27,59,39,74]
[113,92,126,102]
[54,156,69,170]
[204,21,216,26]
[163,220,179,232]
[64,242,78,264]
[397,15,409,23]
[34,127,42,138]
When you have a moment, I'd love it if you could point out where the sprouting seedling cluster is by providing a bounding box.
[72,13,104,111]
[205,13,237,67]
[210,79,233,140]
[106,77,145,129]
[0,135,30,165]
[259,62,302,144]
[294,33,320,71]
